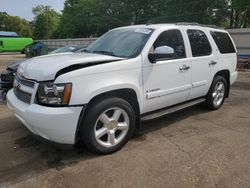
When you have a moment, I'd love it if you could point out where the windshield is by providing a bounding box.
[85,28,154,58]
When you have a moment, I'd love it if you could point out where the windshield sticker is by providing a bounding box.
[134,28,152,34]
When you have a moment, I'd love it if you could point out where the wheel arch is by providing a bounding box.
[214,69,230,98]
[75,88,141,144]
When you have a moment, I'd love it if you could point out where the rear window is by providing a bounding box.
[210,31,236,54]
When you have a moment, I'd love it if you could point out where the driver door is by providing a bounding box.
[142,29,192,113]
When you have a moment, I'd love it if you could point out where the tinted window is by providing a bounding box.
[210,31,236,54]
[153,29,186,59]
[187,30,212,57]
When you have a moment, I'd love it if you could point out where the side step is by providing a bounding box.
[141,98,206,121]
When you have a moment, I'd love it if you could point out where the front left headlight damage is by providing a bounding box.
[37,82,72,106]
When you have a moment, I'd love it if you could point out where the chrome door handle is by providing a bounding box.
[209,61,217,66]
[179,65,190,71]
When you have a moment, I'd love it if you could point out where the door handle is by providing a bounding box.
[209,60,217,66]
[179,65,190,71]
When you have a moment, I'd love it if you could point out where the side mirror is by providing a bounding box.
[148,46,175,63]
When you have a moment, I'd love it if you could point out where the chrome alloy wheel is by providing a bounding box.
[94,107,129,148]
[212,81,225,107]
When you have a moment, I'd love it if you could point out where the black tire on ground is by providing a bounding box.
[205,75,227,110]
[21,49,25,54]
[80,97,136,154]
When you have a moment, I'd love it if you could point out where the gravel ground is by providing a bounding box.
[0,53,250,188]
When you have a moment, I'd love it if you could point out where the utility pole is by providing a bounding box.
[46,6,49,39]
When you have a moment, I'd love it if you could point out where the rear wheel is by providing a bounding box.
[80,97,136,154]
[205,75,227,110]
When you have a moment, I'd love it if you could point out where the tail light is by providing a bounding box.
[236,53,240,71]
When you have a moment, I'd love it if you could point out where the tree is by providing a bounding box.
[32,5,60,39]
[57,0,133,38]
[229,0,250,28]
[55,0,250,38]
[0,12,33,37]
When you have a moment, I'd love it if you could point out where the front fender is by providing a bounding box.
[56,67,143,111]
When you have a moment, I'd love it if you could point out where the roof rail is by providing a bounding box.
[201,24,219,28]
[175,22,200,26]
[175,22,219,28]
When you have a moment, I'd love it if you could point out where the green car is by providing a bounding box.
[0,31,33,53]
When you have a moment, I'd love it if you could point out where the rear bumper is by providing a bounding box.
[7,89,83,145]
[230,71,238,85]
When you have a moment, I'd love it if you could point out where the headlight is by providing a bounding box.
[37,82,72,106]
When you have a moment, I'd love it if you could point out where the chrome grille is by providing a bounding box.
[13,86,32,104]
[13,74,36,104]
[15,74,35,88]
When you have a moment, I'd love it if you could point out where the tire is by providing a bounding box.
[80,97,136,154]
[21,49,25,54]
[205,75,227,110]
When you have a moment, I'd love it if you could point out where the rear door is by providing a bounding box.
[184,28,217,99]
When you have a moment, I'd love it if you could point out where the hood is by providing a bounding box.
[17,53,124,81]
[7,61,22,72]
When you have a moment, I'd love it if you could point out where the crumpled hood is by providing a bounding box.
[7,61,22,72]
[17,53,124,81]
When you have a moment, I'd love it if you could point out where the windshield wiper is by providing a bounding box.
[82,49,90,53]
[92,50,116,57]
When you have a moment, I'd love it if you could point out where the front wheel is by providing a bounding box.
[80,97,136,154]
[205,75,227,110]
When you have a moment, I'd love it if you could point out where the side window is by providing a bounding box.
[187,30,212,57]
[153,29,186,59]
[210,31,236,54]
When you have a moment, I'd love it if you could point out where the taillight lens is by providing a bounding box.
[236,54,240,71]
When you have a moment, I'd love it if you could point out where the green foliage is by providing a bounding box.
[32,5,60,39]
[57,0,132,38]
[0,12,33,37]
[229,0,250,28]
[2,0,250,39]
[57,0,250,38]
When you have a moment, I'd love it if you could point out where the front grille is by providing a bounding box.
[13,74,36,104]
[13,86,32,104]
[16,74,35,88]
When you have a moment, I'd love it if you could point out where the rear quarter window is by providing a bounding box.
[210,31,236,54]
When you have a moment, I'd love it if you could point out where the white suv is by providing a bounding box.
[7,23,238,154]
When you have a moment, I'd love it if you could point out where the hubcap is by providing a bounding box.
[94,107,129,148]
[212,81,225,107]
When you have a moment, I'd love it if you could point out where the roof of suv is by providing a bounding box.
[114,23,227,33]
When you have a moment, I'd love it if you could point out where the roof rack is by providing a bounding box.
[175,22,200,26]
[175,22,219,28]
[201,24,219,28]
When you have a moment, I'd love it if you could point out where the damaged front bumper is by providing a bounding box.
[0,70,15,98]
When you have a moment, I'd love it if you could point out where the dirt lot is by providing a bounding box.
[0,53,250,188]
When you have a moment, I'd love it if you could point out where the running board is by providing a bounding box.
[141,98,206,121]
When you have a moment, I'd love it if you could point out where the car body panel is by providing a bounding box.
[17,52,124,81]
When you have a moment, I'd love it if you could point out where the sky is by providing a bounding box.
[0,0,65,21]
